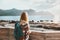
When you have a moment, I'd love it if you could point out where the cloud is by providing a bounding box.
[47,4,60,22]
[0,0,60,10]
[32,0,60,11]
[0,0,60,13]
[0,0,32,10]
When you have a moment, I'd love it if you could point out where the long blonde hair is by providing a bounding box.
[20,12,29,23]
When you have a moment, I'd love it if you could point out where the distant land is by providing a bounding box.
[0,8,54,17]
[0,8,36,16]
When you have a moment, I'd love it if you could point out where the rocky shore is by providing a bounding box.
[0,21,60,40]
[0,27,60,40]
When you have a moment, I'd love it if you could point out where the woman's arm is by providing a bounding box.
[26,24,31,35]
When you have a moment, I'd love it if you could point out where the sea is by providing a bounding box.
[0,16,53,21]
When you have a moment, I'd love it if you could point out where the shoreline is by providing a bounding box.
[0,26,60,33]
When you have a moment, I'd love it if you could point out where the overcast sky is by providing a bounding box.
[0,0,59,10]
[0,0,60,22]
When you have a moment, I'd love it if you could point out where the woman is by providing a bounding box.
[14,12,31,40]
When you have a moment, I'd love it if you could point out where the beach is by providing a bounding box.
[0,21,60,40]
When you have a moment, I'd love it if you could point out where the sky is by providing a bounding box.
[0,0,60,22]
[0,0,60,10]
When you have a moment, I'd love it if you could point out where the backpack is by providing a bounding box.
[14,22,24,39]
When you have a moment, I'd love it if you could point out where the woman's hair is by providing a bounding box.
[20,12,29,23]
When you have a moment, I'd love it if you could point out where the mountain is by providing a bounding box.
[0,8,36,16]
[0,8,54,17]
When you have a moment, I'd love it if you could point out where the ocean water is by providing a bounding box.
[0,16,53,21]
